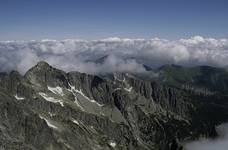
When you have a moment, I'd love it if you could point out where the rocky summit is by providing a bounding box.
[1,62,228,150]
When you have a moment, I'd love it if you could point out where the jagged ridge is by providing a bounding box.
[0,62,228,150]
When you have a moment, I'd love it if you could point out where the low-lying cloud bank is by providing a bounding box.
[185,123,228,150]
[0,36,228,74]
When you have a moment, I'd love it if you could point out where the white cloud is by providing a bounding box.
[185,123,228,150]
[0,36,228,74]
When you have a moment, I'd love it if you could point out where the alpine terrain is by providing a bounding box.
[1,61,228,150]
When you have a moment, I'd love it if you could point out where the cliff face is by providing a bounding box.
[0,62,228,150]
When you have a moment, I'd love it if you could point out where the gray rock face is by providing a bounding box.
[25,61,69,88]
[0,90,63,150]
[1,62,228,150]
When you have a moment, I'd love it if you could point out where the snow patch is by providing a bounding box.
[45,119,58,129]
[48,86,64,96]
[113,88,121,92]
[114,74,126,82]
[75,88,104,107]
[48,112,56,117]
[72,119,80,125]
[14,95,25,100]
[39,92,64,106]
[67,84,85,111]
[39,116,58,129]
[109,142,116,147]
[124,86,133,92]
[68,83,104,107]
[114,75,133,92]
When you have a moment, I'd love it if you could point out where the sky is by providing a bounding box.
[0,0,228,74]
[0,0,228,40]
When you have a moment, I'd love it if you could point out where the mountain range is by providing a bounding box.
[1,61,228,150]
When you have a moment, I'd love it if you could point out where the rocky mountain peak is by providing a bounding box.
[36,61,51,69]
[25,61,53,75]
[24,61,68,88]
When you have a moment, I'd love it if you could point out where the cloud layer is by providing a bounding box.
[0,36,228,74]
[185,123,228,150]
